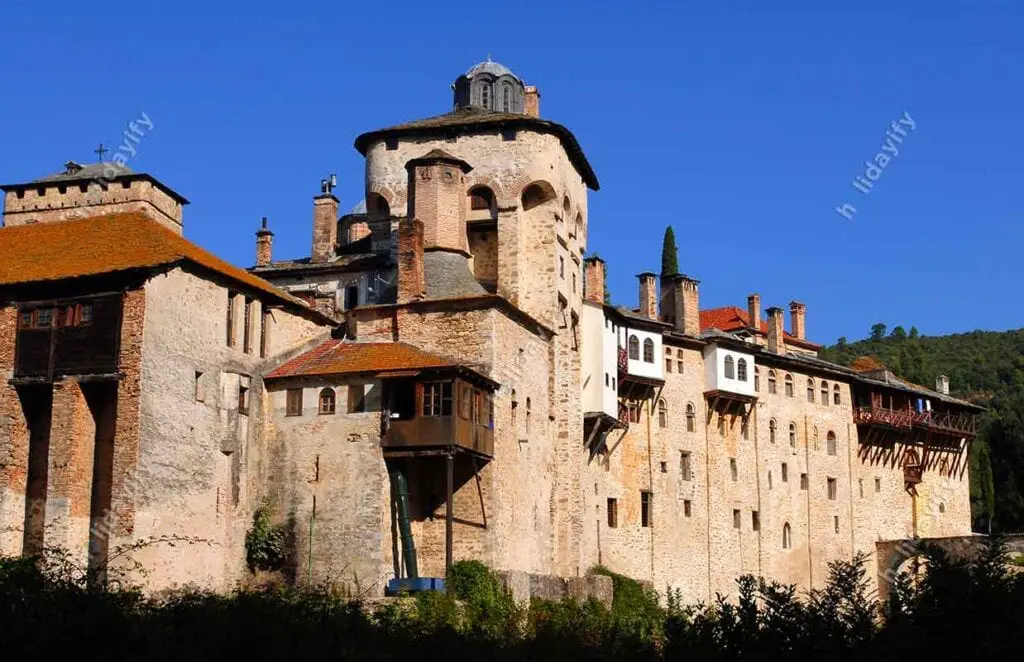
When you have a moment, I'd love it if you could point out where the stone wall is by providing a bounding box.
[0,306,30,555]
[3,179,184,233]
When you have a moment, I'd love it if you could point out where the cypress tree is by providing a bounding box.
[661,226,679,276]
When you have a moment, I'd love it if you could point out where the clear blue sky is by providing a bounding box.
[1,0,1021,343]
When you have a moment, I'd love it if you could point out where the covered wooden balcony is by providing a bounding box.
[382,375,495,459]
[852,388,979,446]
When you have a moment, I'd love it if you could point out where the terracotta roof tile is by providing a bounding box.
[0,212,331,322]
[699,305,821,349]
[266,340,459,379]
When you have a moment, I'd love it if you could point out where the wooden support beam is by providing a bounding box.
[445,448,454,579]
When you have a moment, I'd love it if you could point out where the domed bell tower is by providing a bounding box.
[452,59,526,113]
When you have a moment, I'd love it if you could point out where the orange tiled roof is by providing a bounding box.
[267,340,459,379]
[0,212,331,321]
[699,305,820,348]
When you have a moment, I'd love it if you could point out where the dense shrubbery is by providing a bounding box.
[2,542,1024,660]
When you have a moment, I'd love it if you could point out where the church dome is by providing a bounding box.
[464,59,521,82]
[453,59,526,114]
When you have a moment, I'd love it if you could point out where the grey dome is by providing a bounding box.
[453,59,526,113]
[465,59,521,82]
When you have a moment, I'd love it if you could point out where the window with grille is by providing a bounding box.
[421,382,452,417]
[286,388,303,416]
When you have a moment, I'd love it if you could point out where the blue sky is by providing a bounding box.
[1,0,1021,343]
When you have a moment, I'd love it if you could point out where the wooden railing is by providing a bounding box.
[853,406,977,437]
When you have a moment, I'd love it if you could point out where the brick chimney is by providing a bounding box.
[524,86,541,118]
[679,276,700,336]
[255,216,273,267]
[584,256,605,304]
[747,293,761,330]
[397,217,425,302]
[405,150,472,255]
[311,194,339,263]
[660,275,677,326]
[936,374,950,395]
[767,307,785,354]
[637,272,658,319]
[789,301,807,340]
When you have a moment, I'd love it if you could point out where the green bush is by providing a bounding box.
[244,499,287,572]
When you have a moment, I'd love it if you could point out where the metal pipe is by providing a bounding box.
[390,469,418,579]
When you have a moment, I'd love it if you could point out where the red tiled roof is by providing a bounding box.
[266,340,459,379]
[699,305,821,349]
[0,212,332,322]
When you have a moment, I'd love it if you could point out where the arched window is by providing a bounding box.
[367,192,390,221]
[480,83,491,109]
[812,426,819,451]
[821,380,830,406]
[769,418,778,443]
[782,523,792,549]
[562,196,571,217]
[318,388,336,415]
[521,181,556,211]
[754,367,760,391]
[826,430,837,456]
[526,397,532,434]
[511,389,517,429]
[833,384,841,405]
[469,186,495,212]
[628,335,640,360]
[658,399,667,428]
[686,402,696,432]
[737,358,748,381]
[643,338,654,363]
[768,370,777,394]
[502,84,512,112]
[784,373,794,397]
[724,355,735,379]
[789,422,797,449]
[807,378,815,403]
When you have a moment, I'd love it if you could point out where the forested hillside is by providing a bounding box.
[819,326,1024,533]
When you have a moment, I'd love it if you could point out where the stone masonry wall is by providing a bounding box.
[3,180,184,233]
[0,306,30,555]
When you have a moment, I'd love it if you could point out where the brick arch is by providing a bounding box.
[366,184,400,215]
[520,180,558,211]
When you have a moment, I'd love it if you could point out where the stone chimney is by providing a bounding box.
[747,293,761,330]
[637,272,658,320]
[397,217,425,302]
[789,301,807,340]
[406,150,472,254]
[767,307,785,354]
[584,256,605,304]
[255,216,273,267]
[679,276,700,336]
[660,275,677,327]
[936,374,950,395]
[524,86,541,118]
[311,193,339,263]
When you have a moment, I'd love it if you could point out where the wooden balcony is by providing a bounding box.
[381,377,494,458]
[854,406,977,444]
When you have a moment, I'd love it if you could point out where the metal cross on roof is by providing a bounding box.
[94,143,108,162]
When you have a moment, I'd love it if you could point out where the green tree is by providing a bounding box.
[870,323,887,341]
[661,226,679,277]
[892,325,907,340]
[909,326,920,339]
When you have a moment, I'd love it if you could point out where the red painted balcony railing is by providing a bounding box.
[853,406,914,430]
[854,406,977,437]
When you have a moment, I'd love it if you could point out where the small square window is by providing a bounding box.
[834,515,840,533]
[875,477,882,493]
[194,371,204,402]
[752,510,760,531]
[385,137,398,150]
[827,477,838,500]
[800,473,809,490]
[660,461,667,473]
[733,509,741,529]
[680,451,692,481]
[781,462,788,483]
[607,498,618,528]
[501,128,517,141]
[730,458,738,481]
[683,500,692,517]
[349,384,367,413]
[238,384,250,414]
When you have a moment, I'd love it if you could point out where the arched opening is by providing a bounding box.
[833,384,841,405]
[521,181,556,211]
[466,185,498,291]
[366,192,390,221]
[628,335,640,360]
[769,418,778,443]
[737,358,748,381]
[562,195,571,218]
[686,402,696,432]
[502,83,512,112]
[318,388,336,415]
[658,399,667,428]
[789,422,797,449]
[821,380,830,406]
[826,430,837,456]
[724,355,735,379]
[807,378,815,403]
[642,338,654,363]
[783,523,792,549]
[768,370,777,394]
[784,373,794,397]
